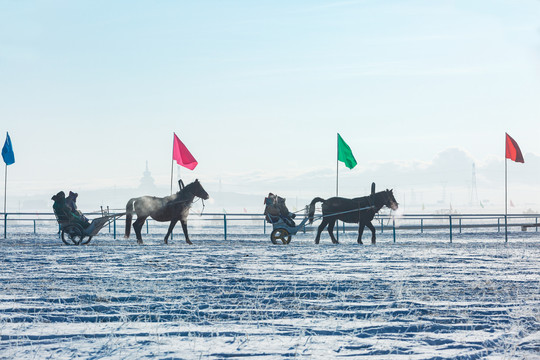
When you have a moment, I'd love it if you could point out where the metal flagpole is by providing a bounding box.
[177,164,181,190]
[171,133,175,195]
[336,133,339,197]
[4,164,7,238]
[170,158,174,195]
[336,133,339,242]
[3,165,6,214]
[505,156,508,242]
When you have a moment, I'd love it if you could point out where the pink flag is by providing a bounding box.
[172,133,198,170]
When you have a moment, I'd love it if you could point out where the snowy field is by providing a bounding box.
[1,226,539,359]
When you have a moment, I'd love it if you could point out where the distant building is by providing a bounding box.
[139,161,157,193]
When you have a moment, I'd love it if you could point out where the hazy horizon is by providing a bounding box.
[4,147,539,215]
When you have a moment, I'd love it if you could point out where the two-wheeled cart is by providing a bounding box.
[269,216,310,244]
[55,212,125,245]
[266,204,377,245]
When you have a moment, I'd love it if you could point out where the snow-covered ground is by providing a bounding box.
[1,228,539,359]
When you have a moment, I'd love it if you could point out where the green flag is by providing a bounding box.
[337,133,357,169]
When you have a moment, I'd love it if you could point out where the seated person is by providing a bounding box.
[65,191,89,223]
[264,193,296,226]
[264,193,280,223]
[52,191,90,229]
[276,196,296,227]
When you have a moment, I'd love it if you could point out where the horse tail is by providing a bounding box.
[124,198,136,238]
[308,197,325,224]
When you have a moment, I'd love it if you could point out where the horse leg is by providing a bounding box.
[133,216,147,245]
[315,218,329,244]
[327,220,339,244]
[180,219,193,245]
[164,219,178,245]
[366,221,377,244]
[357,221,365,244]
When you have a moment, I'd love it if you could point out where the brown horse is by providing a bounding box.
[124,179,209,244]
[308,183,398,245]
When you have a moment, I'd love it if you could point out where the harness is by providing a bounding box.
[142,185,207,215]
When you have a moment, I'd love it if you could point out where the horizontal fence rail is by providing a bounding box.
[1,211,539,243]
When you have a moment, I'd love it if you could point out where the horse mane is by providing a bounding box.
[353,190,390,212]
[181,180,197,192]
[173,179,208,205]
[373,189,395,211]
[176,180,198,200]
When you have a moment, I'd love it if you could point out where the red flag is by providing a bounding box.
[505,133,524,163]
[172,133,198,170]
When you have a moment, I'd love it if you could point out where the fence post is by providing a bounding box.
[263,219,266,234]
[504,215,508,243]
[3,213,7,239]
[224,214,227,240]
[421,218,423,233]
[449,215,453,243]
[146,220,149,234]
[392,219,396,243]
[459,218,462,233]
[381,218,384,234]
[33,220,36,234]
[113,217,117,239]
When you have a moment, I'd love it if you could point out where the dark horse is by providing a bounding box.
[124,179,209,245]
[308,183,398,244]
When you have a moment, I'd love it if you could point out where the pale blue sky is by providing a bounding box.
[1,1,539,210]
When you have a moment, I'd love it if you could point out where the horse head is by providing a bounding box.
[383,189,399,211]
[189,179,210,200]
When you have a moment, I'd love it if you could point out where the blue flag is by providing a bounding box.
[2,132,15,165]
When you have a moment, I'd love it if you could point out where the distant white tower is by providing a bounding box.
[470,163,479,205]
[139,161,157,192]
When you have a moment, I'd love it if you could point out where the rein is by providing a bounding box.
[165,195,206,216]
[196,198,205,215]
[311,205,375,221]
[386,209,394,226]
[165,190,205,205]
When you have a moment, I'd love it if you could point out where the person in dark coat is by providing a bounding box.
[65,191,89,223]
[52,191,89,228]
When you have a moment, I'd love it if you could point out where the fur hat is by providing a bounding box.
[52,191,65,201]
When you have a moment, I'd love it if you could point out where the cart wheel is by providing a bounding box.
[61,224,85,245]
[270,228,291,245]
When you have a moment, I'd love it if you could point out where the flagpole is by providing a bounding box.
[3,164,6,214]
[4,164,7,239]
[177,164,181,189]
[336,133,339,197]
[336,133,340,242]
[505,156,508,242]
[171,133,175,195]
[170,158,174,195]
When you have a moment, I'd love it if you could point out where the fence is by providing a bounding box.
[1,211,539,243]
